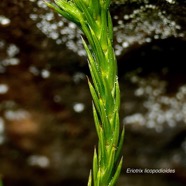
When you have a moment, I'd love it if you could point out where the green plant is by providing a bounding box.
[44,0,124,185]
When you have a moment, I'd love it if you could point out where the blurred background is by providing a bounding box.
[0,0,186,185]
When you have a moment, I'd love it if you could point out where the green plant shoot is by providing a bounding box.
[44,0,124,185]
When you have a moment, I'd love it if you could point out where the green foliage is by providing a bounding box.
[45,0,124,185]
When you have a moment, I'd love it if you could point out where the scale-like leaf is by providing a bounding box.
[115,128,125,163]
[74,0,98,34]
[54,0,82,22]
[90,0,100,20]
[90,29,106,68]
[108,157,123,186]
[93,104,103,153]
[93,148,98,186]
[104,146,116,182]
[44,1,81,25]
[81,38,104,96]
[112,112,120,147]
[102,77,114,115]
[115,80,120,111]
[88,80,101,115]
[107,40,117,87]
[99,98,111,139]
[88,170,92,186]
[107,12,113,43]
[100,9,108,52]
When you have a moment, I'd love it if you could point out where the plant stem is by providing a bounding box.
[44,0,124,185]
